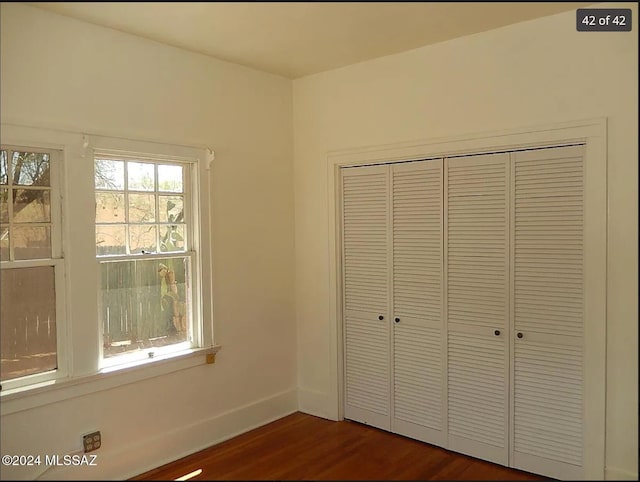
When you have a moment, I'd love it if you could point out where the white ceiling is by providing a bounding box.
[30,2,594,79]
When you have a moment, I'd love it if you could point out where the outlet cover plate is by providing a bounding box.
[83,431,101,452]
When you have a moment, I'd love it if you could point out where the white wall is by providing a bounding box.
[1,1,637,480]
[0,3,295,480]
[293,3,638,480]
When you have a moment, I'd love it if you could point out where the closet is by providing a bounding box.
[341,144,590,480]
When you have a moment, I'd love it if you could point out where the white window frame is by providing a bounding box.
[0,124,217,415]
[93,151,201,369]
[0,144,68,391]
[89,135,214,372]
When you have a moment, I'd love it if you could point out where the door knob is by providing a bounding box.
[517,332,523,339]
[394,317,400,323]
[494,330,500,336]
[378,315,384,321]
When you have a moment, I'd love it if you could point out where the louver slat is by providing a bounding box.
[393,163,442,321]
[342,167,390,428]
[448,332,506,446]
[513,146,585,475]
[391,160,444,445]
[446,154,509,466]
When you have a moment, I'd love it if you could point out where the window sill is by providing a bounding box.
[0,345,221,416]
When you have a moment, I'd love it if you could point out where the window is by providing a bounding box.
[0,146,65,386]
[0,125,214,406]
[94,156,197,365]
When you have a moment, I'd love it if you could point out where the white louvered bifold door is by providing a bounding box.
[341,165,391,430]
[510,145,585,480]
[445,153,510,466]
[391,160,446,446]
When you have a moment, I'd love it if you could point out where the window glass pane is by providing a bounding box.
[95,192,125,223]
[11,152,50,186]
[160,224,185,252]
[128,193,156,223]
[13,226,51,260]
[0,227,9,261]
[1,188,8,223]
[128,162,155,191]
[129,225,157,254]
[96,225,126,256]
[95,159,124,190]
[159,195,183,223]
[100,257,190,358]
[12,189,51,223]
[0,151,7,185]
[158,164,183,193]
[1,266,57,381]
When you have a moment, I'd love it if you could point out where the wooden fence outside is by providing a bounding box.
[100,256,189,357]
[1,256,189,380]
[0,266,57,381]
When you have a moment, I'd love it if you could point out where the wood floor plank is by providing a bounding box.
[131,412,549,481]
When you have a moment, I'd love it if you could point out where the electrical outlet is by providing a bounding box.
[83,431,101,453]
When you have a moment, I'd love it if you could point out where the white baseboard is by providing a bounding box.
[38,388,298,481]
[606,466,638,480]
[297,388,338,421]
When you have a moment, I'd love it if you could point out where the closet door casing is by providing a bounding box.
[340,142,601,480]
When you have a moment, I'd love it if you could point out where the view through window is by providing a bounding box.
[94,157,194,360]
[0,148,60,382]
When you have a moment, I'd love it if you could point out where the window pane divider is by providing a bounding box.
[6,150,14,261]
[9,222,52,227]
[0,258,63,270]
[123,161,130,255]
[155,164,160,252]
[96,251,193,263]
[10,185,52,191]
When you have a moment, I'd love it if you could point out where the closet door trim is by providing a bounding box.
[328,118,606,479]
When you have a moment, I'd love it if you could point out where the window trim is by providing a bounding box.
[0,124,216,404]
[92,154,198,366]
[90,135,213,368]
[1,344,221,416]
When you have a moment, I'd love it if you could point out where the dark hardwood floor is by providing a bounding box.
[132,412,549,481]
